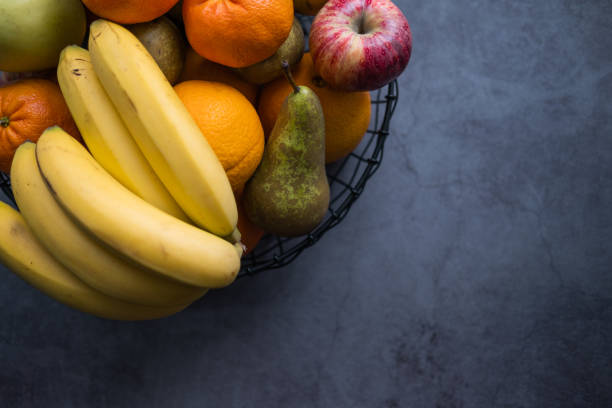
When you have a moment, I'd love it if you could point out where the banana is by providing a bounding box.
[56,45,189,223]
[88,19,238,238]
[10,142,208,307]
[36,126,243,288]
[0,201,188,321]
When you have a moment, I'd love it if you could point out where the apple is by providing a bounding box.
[0,0,87,72]
[309,0,412,92]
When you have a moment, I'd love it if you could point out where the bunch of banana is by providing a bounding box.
[0,200,188,321]
[0,126,241,320]
[56,45,190,223]
[88,19,239,240]
[11,142,207,308]
[0,19,245,320]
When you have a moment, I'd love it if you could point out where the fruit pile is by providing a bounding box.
[0,0,412,320]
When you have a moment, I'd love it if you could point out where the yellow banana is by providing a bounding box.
[0,201,188,321]
[88,19,238,238]
[56,45,189,222]
[10,142,208,307]
[36,126,243,288]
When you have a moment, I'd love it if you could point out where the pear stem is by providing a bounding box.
[281,60,299,94]
[0,116,9,128]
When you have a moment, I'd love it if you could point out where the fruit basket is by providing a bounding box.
[0,78,398,277]
[0,13,401,278]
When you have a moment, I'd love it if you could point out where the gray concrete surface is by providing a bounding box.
[1,1,611,407]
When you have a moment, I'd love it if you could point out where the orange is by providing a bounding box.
[183,0,294,68]
[236,193,265,254]
[258,53,371,163]
[178,47,259,105]
[81,0,179,24]
[0,79,82,174]
[174,80,264,195]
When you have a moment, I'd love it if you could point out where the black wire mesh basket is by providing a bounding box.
[0,14,399,278]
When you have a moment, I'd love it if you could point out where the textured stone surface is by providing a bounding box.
[1,1,612,406]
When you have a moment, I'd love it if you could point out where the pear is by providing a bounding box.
[234,18,305,85]
[243,62,329,237]
[127,17,185,85]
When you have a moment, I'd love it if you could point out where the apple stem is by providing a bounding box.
[0,116,9,128]
[281,60,299,94]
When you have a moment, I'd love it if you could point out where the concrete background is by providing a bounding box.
[1,0,612,406]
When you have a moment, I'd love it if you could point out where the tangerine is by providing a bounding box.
[0,79,82,174]
[81,0,179,24]
[236,194,265,254]
[183,0,294,68]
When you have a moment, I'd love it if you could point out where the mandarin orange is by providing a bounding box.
[183,0,294,68]
[0,79,82,174]
[81,0,179,24]
[236,194,265,254]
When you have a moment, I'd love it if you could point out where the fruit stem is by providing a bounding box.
[0,116,9,128]
[227,227,242,245]
[281,60,299,94]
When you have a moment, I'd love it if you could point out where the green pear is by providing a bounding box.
[243,62,329,237]
[127,16,185,85]
[234,18,305,85]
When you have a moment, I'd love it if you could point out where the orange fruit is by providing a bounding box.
[236,193,265,254]
[183,0,294,68]
[178,46,259,105]
[81,0,179,24]
[258,53,371,163]
[174,80,264,195]
[0,79,82,174]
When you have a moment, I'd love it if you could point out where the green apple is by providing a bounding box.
[0,0,86,72]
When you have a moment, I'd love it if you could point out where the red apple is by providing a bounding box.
[309,0,412,92]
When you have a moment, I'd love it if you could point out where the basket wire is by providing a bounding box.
[0,14,399,278]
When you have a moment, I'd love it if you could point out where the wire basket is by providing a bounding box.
[240,80,398,277]
[0,14,400,278]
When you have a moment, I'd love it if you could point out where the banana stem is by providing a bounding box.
[234,242,246,258]
[223,227,242,245]
[281,60,299,94]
